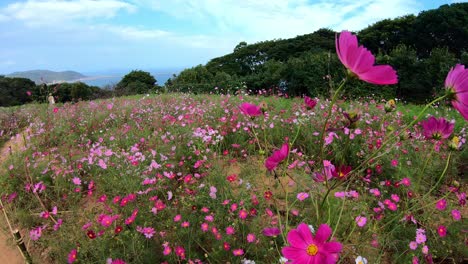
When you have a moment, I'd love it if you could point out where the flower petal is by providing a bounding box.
[314,224,332,243]
[297,223,314,245]
[359,65,398,85]
[282,246,306,261]
[323,241,343,253]
[287,229,308,248]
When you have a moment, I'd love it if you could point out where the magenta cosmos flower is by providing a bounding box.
[336,31,397,85]
[265,142,289,171]
[239,102,262,117]
[282,223,342,264]
[421,116,454,140]
[445,64,468,121]
[304,96,317,109]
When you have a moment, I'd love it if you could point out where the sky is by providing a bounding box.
[0,0,464,74]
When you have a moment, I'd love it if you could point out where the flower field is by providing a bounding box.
[0,31,467,264]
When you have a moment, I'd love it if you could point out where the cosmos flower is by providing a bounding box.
[421,116,454,140]
[239,102,262,117]
[336,30,398,85]
[304,96,317,109]
[445,64,468,121]
[68,249,77,264]
[282,223,342,264]
[265,143,289,171]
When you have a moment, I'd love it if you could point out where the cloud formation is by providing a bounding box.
[1,0,135,26]
[0,0,445,73]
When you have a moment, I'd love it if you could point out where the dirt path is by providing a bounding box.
[0,132,28,264]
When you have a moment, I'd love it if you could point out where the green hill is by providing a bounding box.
[6,70,86,84]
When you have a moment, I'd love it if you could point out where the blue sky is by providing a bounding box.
[0,0,463,74]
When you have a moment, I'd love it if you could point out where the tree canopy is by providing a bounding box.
[168,3,468,103]
[116,70,158,96]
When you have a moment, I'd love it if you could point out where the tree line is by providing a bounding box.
[0,70,161,107]
[166,3,468,103]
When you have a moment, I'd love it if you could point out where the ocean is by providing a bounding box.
[80,69,180,88]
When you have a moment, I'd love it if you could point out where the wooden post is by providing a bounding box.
[13,229,32,264]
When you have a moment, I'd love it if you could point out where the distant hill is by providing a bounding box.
[6,70,86,84]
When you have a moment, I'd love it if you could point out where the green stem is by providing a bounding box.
[416,142,436,189]
[347,94,448,182]
[380,152,451,230]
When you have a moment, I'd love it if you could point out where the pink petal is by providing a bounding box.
[287,229,308,248]
[348,45,374,74]
[279,143,290,159]
[282,246,306,260]
[314,224,332,243]
[359,65,398,85]
[323,241,342,253]
[297,223,314,244]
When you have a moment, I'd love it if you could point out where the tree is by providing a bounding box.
[0,77,35,107]
[116,70,157,95]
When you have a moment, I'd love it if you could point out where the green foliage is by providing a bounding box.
[116,70,158,95]
[168,3,467,103]
[0,76,35,107]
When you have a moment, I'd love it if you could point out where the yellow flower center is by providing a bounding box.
[306,244,318,256]
[358,261,363,264]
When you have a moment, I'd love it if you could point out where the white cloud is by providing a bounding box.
[133,0,422,41]
[101,25,170,40]
[1,0,136,26]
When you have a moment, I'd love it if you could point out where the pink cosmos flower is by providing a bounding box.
[409,241,418,250]
[400,178,411,187]
[421,116,454,140]
[239,102,262,117]
[233,248,244,256]
[415,229,426,244]
[304,96,317,109]
[336,30,398,85]
[435,199,447,211]
[282,223,342,264]
[265,143,289,171]
[437,225,447,237]
[314,160,335,182]
[445,64,468,120]
[226,226,235,235]
[175,246,186,260]
[355,216,367,227]
[263,227,281,237]
[332,165,352,179]
[30,226,43,241]
[247,233,256,243]
[68,249,77,264]
[451,209,461,221]
[107,259,126,264]
[137,226,155,239]
[297,192,309,201]
[239,209,248,219]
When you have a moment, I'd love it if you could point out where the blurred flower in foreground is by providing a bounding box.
[445,64,468,121]
[239,102,262,117]
[336,30,398,85]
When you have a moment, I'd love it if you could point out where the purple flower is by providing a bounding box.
[239,102,262,117]
[262,227,281,237]
[445,64,468,121]
[265,143,289,171]
[421,116,454,140]
[336,31,398,85]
